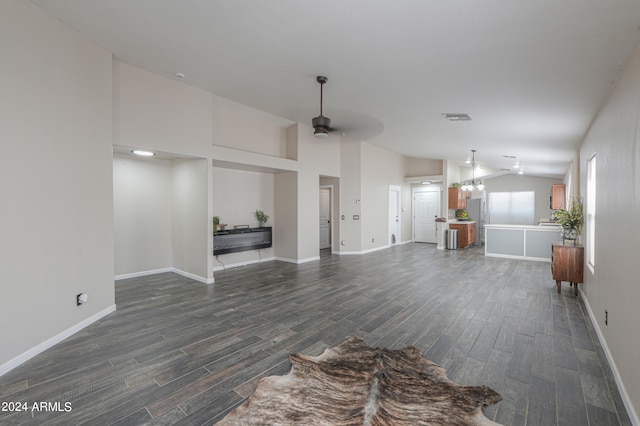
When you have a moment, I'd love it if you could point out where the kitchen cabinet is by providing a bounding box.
[449,222,475,248]
[448,187,466,209]
[551,184,566,210]
[551,242,583,296]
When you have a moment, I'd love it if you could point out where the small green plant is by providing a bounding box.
[555,198,583,235]
[212,216,220,235]
[254,209,269,227]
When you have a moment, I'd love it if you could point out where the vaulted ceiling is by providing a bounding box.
[34,0,640,177]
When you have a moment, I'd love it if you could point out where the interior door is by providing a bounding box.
[319,188,331,249]
[389,187,400,244]
[414,189,439,243]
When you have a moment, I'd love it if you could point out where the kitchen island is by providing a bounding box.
[484,224,561,261]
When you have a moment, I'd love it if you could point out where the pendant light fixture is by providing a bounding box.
[461,150,485,191]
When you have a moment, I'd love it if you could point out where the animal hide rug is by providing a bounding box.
[219,337,502,425]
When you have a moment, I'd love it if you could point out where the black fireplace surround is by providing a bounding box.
[213,227,272,255]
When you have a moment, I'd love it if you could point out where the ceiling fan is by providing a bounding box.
[312,75,332,138]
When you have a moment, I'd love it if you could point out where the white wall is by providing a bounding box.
[0,1,115,370]
[212,95,291,157]
[274,172,298,261]
[113,155,172,275]
[339,139,363,252]
[360,143,408,250]
[114,62,213,158]
[295,124,341,261]
[172,159,209,280]
[579,39,640,421]
[484,174,564,223]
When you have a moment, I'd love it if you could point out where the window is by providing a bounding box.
[586,154,596,268]
[488,191,535,225]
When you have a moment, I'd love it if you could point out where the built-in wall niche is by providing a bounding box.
[213,227,272,255]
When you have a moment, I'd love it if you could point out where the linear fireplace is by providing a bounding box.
[213,227,272,255]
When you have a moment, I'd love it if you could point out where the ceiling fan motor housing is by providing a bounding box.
[312,114,331,133]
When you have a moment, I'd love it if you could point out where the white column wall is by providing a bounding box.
[0,1,115,370]
[578,39,640,421]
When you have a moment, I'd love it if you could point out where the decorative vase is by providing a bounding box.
[562,227,578,243]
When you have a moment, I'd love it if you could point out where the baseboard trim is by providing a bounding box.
[171,268,214,284]
[0,304,116,377]
[275,256,320,264]
[581,290,639,425]
[115,268,172,280]
[338,244,391,255]
[213,257,276,271]
[116,268,213,284]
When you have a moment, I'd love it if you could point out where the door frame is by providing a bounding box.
[388,185,402,245]
[412,184,441,243]
[320,185,334,252]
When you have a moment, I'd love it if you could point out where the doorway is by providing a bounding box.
[413,186,440,243]
[389,185,401,245]
[319,187,331,250]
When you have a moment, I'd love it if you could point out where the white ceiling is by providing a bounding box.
[33,0,640,178]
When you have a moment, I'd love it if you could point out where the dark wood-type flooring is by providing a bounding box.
[0,244,631,425]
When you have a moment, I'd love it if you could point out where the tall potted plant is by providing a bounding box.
[555,198,583,243]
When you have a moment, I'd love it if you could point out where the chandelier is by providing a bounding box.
[460,150,485,191]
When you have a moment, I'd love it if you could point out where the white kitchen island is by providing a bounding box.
[484,224,562,262]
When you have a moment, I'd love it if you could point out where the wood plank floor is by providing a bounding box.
[0,244,631,425]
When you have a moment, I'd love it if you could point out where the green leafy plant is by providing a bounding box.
[254,209,269,227]
[212,216,220,235]
[555,198,583,235]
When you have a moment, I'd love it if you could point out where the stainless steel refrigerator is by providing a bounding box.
[466,197,486,246]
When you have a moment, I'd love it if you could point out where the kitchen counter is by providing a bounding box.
[448,219,476,224]
[484,224,561,261]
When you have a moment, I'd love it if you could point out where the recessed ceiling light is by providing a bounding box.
[518,169,524,175]
[132,150,155,157]
[442,113,473,121]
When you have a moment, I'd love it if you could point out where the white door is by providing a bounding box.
[389,186,401,245]
[319,188,331,249]
[414,189,440,243]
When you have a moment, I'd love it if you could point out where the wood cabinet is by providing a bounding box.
[551,184,566,210]
[448,187,466,210]
[551,242,584,296]
[449,223,476,249]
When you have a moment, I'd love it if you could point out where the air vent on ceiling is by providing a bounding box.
[442,113,473,121]
[502,155,517,159]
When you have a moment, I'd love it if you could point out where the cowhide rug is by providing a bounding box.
[219,337,502,425]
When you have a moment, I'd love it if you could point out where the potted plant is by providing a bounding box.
[213,216,220,235]
[555,198,583,242]
[254,209,269,228]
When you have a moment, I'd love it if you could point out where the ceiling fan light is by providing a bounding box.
[477,182,485,190]
[314,128,329,138]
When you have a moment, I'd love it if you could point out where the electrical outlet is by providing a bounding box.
[77,293,88,306]
[605,310,608,326]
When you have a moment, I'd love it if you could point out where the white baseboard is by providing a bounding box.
[213,256,276,271]
[116,267,213,284]
[580,290,639,425]
[115,268,172,280]
[338,244,391,255]
[171,268,214,284]
[0,304,116,377]
[275,256,320,264]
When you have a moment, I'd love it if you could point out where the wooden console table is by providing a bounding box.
[551,242,584,296]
